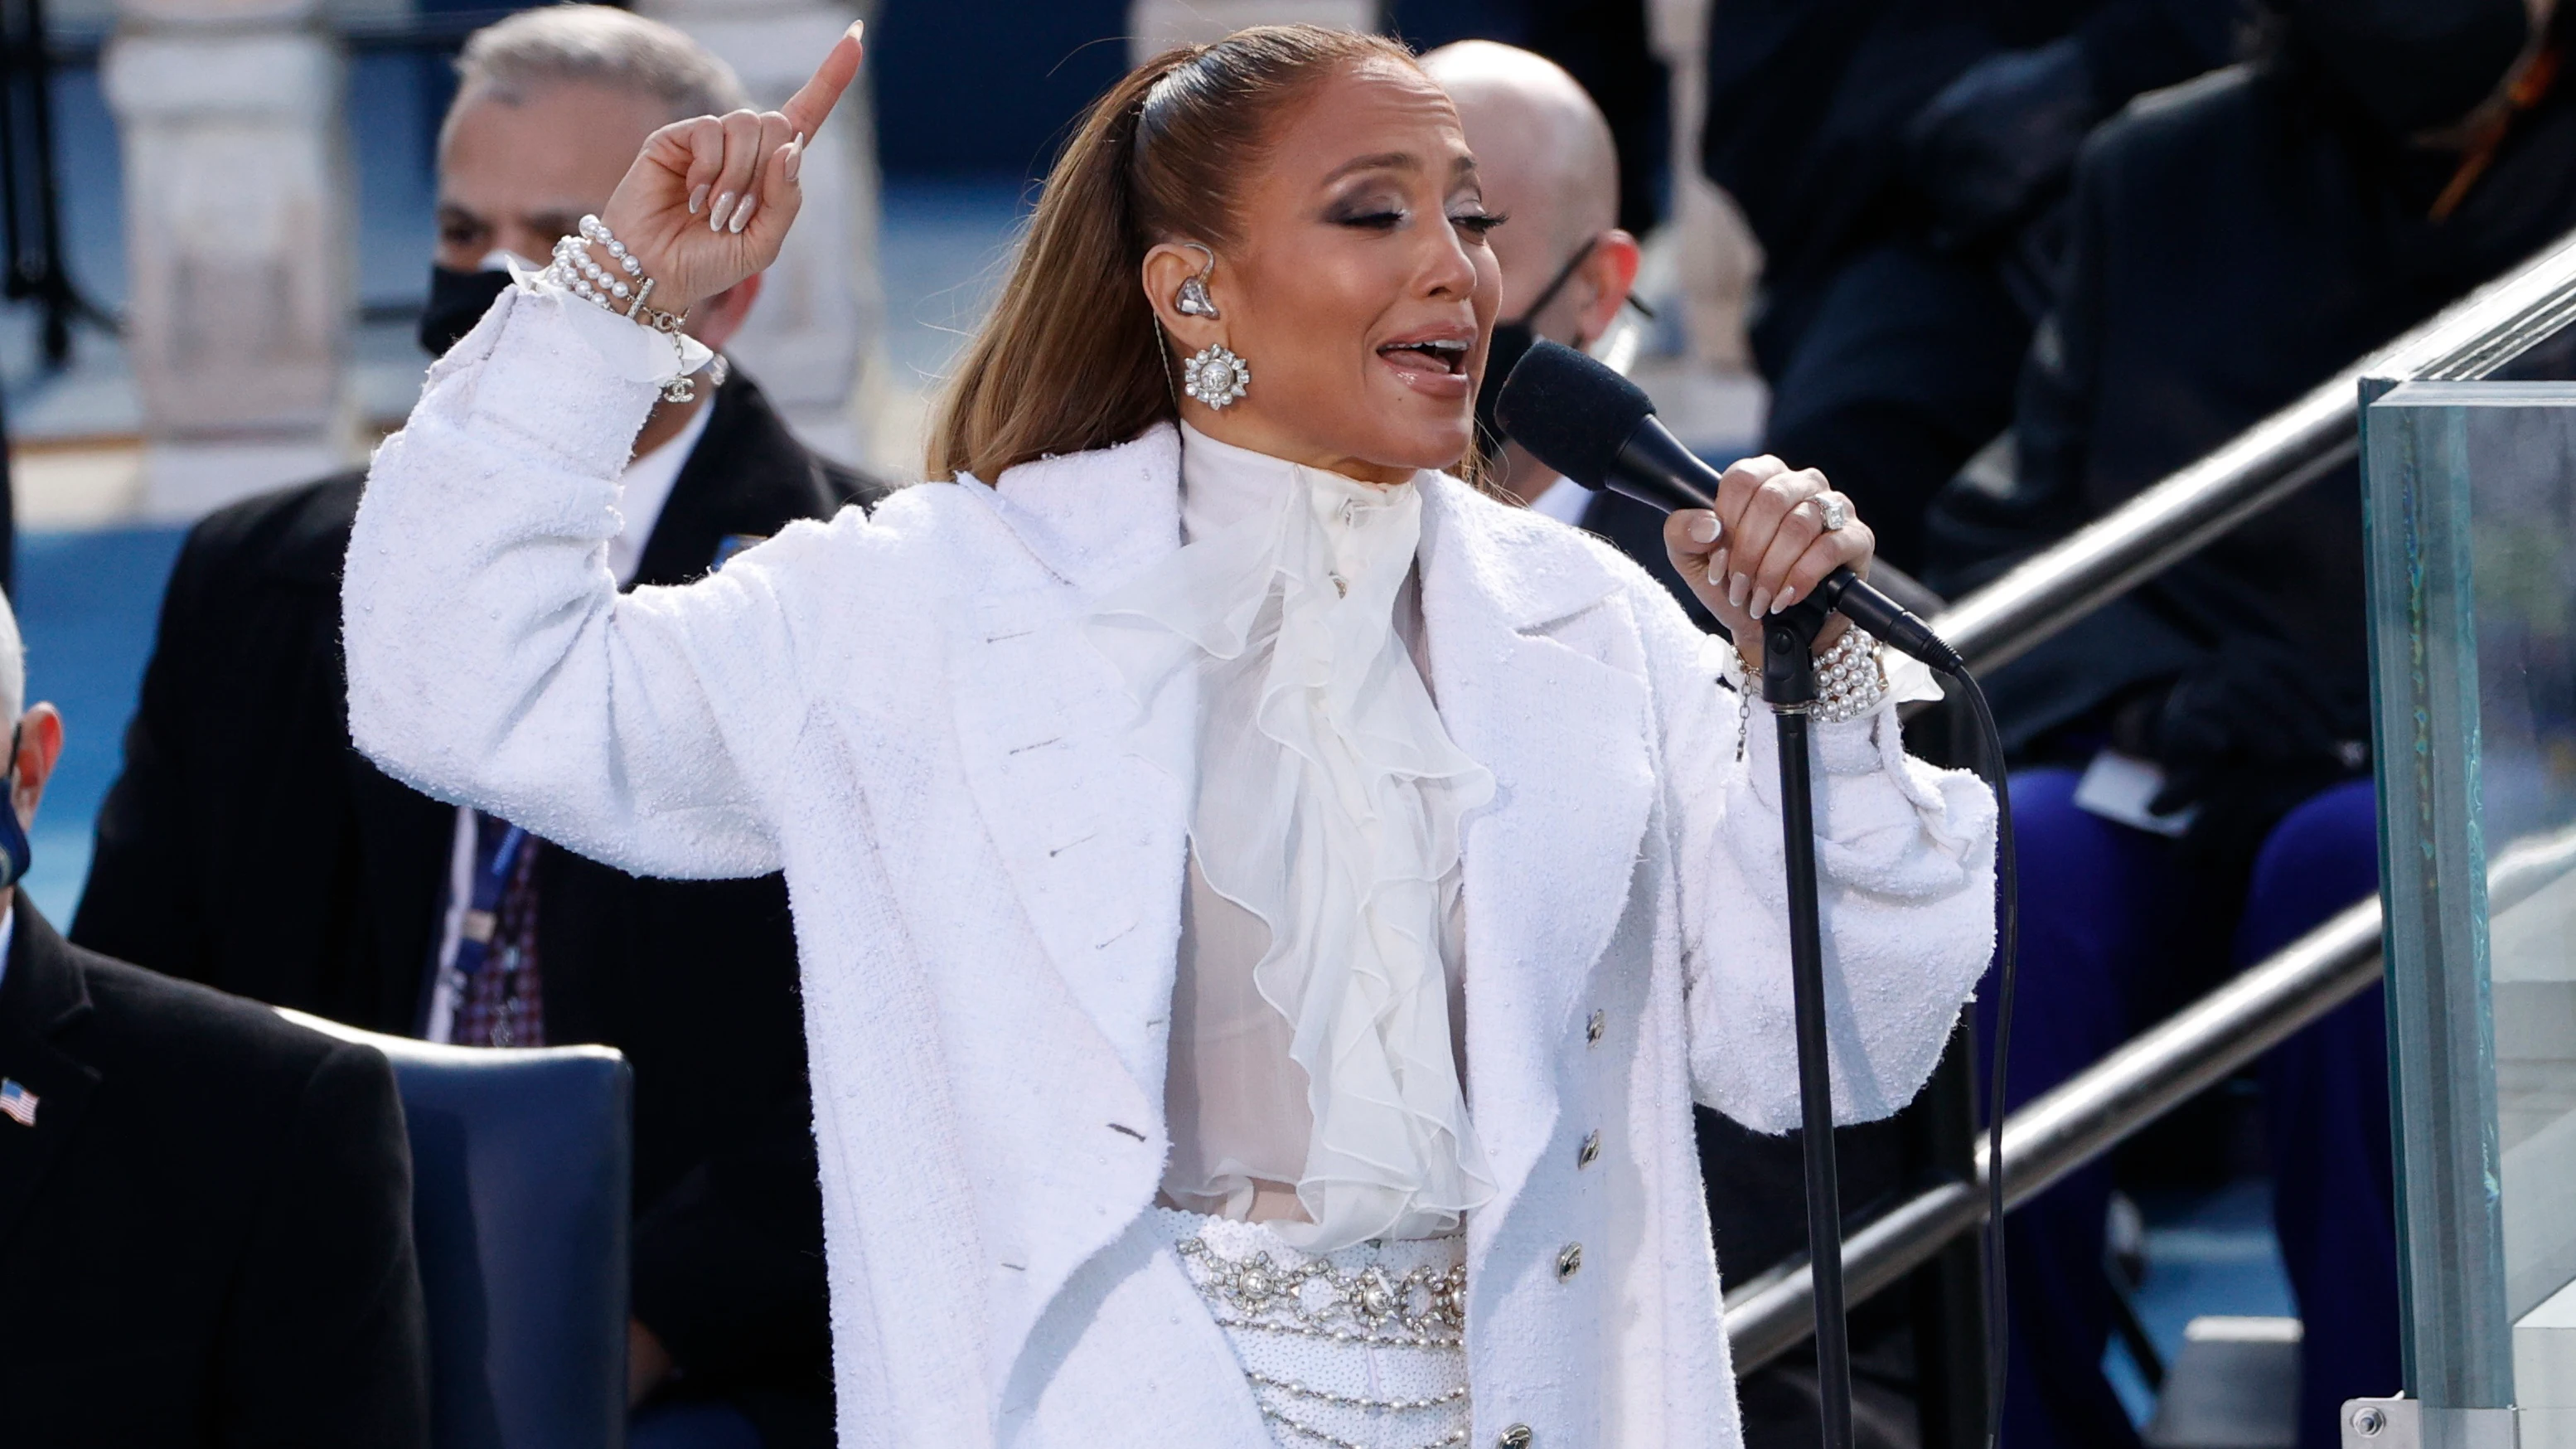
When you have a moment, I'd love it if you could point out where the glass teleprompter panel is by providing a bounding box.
[2366,382,2576,1407]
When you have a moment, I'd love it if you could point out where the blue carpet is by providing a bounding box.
[15,526,188,925]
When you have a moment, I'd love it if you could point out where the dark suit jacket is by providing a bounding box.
[1702,0,2240,370]
[70,371,887,1440]
[0,895,429,1446]
[1929,42,2576,779]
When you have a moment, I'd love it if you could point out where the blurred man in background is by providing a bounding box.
[1702,0,2249,574]
[70,9,886,1447]
[1421,41,1695,621]
[0,586,429,1445]
[1925,1,2574,1444]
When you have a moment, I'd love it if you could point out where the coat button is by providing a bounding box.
[1586,1009,1605,1045]
[1577,1130,1600,1168]
[1499,1427,1533,1449]
[1557,1243,1583,1280]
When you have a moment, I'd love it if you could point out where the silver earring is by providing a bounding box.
[1175,242,1221,317]
[1183,343,1251,410]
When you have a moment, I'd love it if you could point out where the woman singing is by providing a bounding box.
[345,22,1995,1449]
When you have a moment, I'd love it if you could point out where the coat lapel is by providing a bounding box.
[942,427,1201,1398]
[1415,478,1657,1255]
[949,426,1195,1098]
[0,900,103,1249]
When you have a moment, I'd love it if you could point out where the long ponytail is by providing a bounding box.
[927,26,1421,484]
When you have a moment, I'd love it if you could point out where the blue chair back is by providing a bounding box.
[281,1010,632,1449]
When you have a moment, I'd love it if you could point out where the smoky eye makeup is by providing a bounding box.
[1448,195,1506,235]
[1326,191,1410,229]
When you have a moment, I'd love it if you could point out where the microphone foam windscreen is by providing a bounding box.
[1493,338,1657,490]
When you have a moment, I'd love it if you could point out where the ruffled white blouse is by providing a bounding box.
[1085,424,1499,1251]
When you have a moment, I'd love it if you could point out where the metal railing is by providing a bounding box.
[1726,223,2576,1374]
[1927,227,2576,678]
[1728,898,2383,1371]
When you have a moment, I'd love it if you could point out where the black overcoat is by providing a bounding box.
[0,896,429,1445]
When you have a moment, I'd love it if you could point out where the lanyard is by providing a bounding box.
[451,820,527,978]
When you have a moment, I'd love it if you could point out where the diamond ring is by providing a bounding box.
[1813,494,1849,532]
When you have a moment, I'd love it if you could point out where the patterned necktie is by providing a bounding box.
[451,811,546,1048]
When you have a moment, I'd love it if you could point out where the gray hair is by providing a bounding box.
[443,4,752,148]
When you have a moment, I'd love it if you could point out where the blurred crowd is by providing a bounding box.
[2,1,2570,1447]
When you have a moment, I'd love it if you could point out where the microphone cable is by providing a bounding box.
[1948,662,2018,1449]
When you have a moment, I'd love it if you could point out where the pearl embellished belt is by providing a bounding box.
[1153,1207,1471,1449]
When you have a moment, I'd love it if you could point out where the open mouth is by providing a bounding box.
[1376,338,1470,375]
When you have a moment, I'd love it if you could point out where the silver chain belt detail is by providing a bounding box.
[1174,1234,1467,1345]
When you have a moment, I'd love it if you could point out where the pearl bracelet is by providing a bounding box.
[1728,625,1890,756]
[1809,625,1890,724]
[542,214,703,402]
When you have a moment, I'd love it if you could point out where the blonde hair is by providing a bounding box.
[927,26,1435,484]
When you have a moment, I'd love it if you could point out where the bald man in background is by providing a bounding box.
[1423,44,1712,632]
[1431,41,1928,1449]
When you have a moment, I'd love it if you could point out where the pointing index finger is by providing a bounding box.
[781,21,864,139]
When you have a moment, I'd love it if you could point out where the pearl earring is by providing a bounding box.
[1184,344,1251,410]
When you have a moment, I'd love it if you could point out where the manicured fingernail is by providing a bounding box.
[1750,587,1773,618]
[689,184,709,215]
[729,196,756,233]
[1728,572,1750,610]
[1707,560,1725,588]
[1776,585,1800,611]
[709,192,735,231]
[1687,512,1719,545]
[783,134,806,184]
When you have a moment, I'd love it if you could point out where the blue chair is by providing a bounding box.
[282,1010,632,1449]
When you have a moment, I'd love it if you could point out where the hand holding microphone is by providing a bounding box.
[1660,457,1874,667]
[1494,340,1963,675]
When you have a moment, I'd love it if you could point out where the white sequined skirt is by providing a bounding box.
[1151,1207,1473,1449]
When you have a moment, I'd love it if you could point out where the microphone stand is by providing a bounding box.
[1760,594,1854,1449]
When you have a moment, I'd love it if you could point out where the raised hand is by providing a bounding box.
[1661,455,1876,668]
[590,21,865,318]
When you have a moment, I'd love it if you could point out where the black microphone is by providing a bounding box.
[1495,339,1963,674]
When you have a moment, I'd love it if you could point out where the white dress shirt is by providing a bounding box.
[1092,424,1495,1250]
[1526,472,1594,526]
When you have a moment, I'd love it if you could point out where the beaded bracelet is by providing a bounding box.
[1809,625,1889,724]
[542,214,702,402]
[1728,623,1888,749]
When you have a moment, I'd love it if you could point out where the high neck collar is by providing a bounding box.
[1178,423,1421,545]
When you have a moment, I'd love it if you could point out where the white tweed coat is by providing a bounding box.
[342,288,1998,1449]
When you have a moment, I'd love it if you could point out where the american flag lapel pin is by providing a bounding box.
[0,1078,36,1127]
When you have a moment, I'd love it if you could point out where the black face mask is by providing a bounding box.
[419,263,517,359]
[1475,236,1602,458]
[0,725,34,897]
